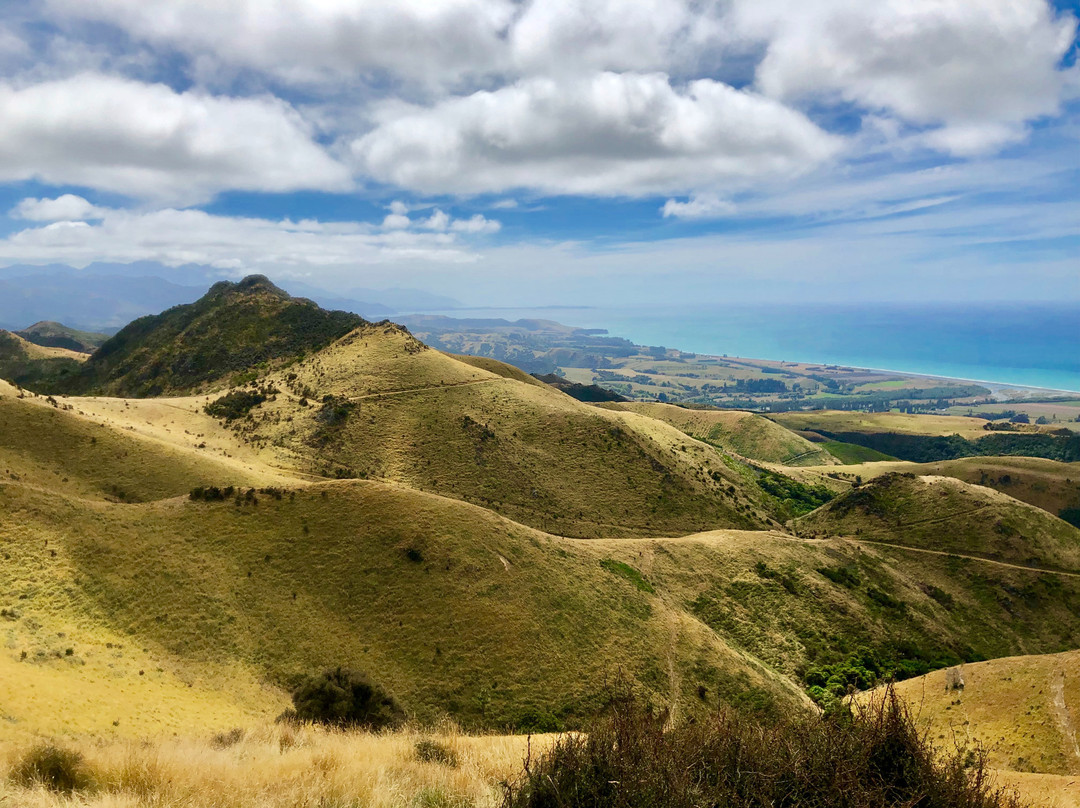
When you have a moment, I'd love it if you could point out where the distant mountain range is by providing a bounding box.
[0,262,461,331]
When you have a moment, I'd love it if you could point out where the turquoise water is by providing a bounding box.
[420,303,1080,393]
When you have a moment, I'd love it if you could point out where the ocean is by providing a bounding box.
[418,303,1080,393]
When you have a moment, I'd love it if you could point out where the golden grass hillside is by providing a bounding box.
[0,330,87,362]
[0,475,804,736]
[0,381,277,503]
[573,528,1080,698]
[889,650,1080,777]
[598,402,838,466]
[798,456,1080,522]
[221,324,779,537]
[884,651,1080,808]
[795,473,1080,573]
[0,724,548,808]
[769,410,995,440]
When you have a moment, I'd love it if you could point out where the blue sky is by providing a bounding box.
[0,0,1076,306]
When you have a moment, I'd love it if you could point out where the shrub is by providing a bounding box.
[204,389,268,421]
[415,739,459,767]
[10,743,93,793]
[210,727,245,749]
[285,668,404,730]
[502,688,1021,808]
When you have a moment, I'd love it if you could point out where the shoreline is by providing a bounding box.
[712,354,1080,397]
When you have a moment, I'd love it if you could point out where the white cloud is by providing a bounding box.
[422,209,451,231]
[0,207,485,272]
[44,0,517,86]
[661,193,736,219]
[0,73,350,204]
[509,0,727,76]
[735,0,1078,154]
[451,214,501,234]
[352,72,841,196]
[11,194,107,222]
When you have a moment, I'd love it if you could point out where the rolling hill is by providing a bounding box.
[208,322,781,537]
[795,472,1080,573]
[601,402,838,466]
[58,275,364,397]
[3,278,1080,808]
[15,321,109,353]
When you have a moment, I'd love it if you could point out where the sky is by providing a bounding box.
[0,0,1076,307]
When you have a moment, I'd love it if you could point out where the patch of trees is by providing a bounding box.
[730,378,788,394]
[754,467,835,518]
[818,430,1080,463]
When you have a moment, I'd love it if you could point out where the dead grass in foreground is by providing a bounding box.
[0,724,554,808]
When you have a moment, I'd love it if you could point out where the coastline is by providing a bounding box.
[712,354,1080,398]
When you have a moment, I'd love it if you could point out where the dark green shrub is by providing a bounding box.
[10,743,93,793]
[817,564,861,588]
[415,739,459,767]
[285,668,404,730]
[205,390,266,421]
[502,688,1021,808]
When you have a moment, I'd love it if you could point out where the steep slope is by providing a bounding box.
[61,275,364,397]
[796,473,1080,572]
[887,650,1080,778]
[0,329,87,391]
[603,403,838,466]
[16,320,109,353]
[0,380,277,502]
[0,477,803,736]
[218,323,777,537]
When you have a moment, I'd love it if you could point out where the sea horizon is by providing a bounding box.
[409,302,1080,395]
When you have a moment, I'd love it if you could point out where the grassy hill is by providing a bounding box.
[887,650,1080,778]
[56,275,364,397]
[0,476,803,736]
[0,329,87,391]
[0,380,275,503]
[798,456,1080,525]
[602,403,838,466]
[212,323,780,537]
[796,473,1080,572]
[16,321,109,353]
[3,373,1080,768]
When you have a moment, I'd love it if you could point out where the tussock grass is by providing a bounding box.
[795,473,1080,572]
[226,325,777,536]
[602,402,839,466]
[885,649,1080,777]
[0,724,543,808]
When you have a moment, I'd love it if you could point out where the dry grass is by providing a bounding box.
[886,650,1080,777]
[599,402,838,466]
[798,456,1080,519]
[0,724,549,808]
[770,410,992,440]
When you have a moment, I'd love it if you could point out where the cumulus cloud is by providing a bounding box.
[11,194,107,222]
[0,73,350,204]
[451,214,501,234]
[379,203,500,234]
[735,0,1078,154]
[352,72,841,196]
[661,193,736,219]
[44,0,517,86]
[0,207,485,271]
